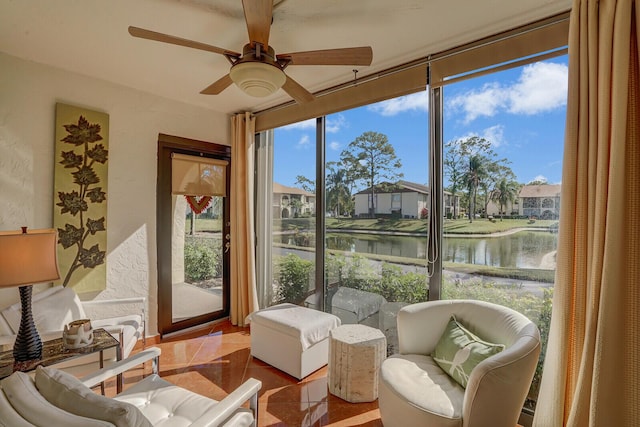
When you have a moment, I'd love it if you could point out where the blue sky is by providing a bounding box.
[273,55,568,191]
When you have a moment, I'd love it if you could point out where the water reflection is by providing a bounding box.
[280,231,557,269]
[444,231,557,269]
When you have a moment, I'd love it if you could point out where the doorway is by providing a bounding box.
[157,134,231,336]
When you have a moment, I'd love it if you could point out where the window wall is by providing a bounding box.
[261,97,430,352]
[437,56,567,411]
[254,11,569,419]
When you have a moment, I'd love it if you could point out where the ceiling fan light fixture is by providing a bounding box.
[229,61,286,97]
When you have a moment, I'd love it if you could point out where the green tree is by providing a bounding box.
[326,162,352,217]
[491,177,521,220]
[527,177,548,185]
[290,197,303,217]
[480,161,515,216]
[444,140,466,218]
[446,136,514,221]
[295,175,315,193]
[341,131,403,217]
[463,154,488,222]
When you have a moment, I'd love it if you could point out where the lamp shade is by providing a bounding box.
[0,228,60,288]
[229,61,286,97]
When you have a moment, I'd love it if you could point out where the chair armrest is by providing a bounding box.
[190,378,262,427]
[81,297,146,307]
[79,347,161,388]
[82,297,147,348]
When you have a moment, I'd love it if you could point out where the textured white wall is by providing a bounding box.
[0,52,228,336]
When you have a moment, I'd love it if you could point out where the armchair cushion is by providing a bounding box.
[35,366,151,427]
[115,374,255,427]
[0,370,110,427]
[432,316,504,388]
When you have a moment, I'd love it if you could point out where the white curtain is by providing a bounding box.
[230,112,259,326]
[533,0,640,425]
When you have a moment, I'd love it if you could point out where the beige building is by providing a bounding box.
[518,184,562,219]
[272,183,316,219]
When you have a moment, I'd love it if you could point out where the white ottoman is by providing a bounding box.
[328,324,387,403]
[249,303,341,380]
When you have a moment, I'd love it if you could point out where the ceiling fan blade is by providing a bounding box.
[200,74,233,95]
[242,0,272,48]
[282,75,315,104]
[277,47,373,66]
[128,26,240,58]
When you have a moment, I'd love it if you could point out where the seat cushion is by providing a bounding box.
[249,303,340,350]
[35,366,151,427]
[379,354,464,427]
[115,374,254,427]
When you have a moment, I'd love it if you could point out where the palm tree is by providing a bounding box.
[326,165,351,217]
[463,154,488,223]
[491,178,521,220]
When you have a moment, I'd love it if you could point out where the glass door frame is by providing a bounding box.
[157,133,231,336]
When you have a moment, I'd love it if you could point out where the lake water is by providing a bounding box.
[316,230,558,269]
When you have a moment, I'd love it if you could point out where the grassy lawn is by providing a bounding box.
[186,218,222,233]
[443,218,557,234]
[272,217,557,235]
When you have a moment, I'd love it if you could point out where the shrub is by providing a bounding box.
[374,263,429,303]
[184,239,218,281]
[275,253,313,304]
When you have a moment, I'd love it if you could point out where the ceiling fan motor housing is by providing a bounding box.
[229,44,286,97]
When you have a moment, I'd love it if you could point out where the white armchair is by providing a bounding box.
[378,300,541,427]
[0,347,262,426]
[0,286,145,377]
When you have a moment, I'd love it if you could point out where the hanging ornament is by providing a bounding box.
[185,195,213,214]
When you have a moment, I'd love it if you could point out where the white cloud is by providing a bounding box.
[448,82,508,123]
[508,62,568,115]
[448,61,568,123]
[482,125,506,148]
[529,175,548,184]
[367,92,429,116]
[326,114,347,133]
[296,135,311,149]
[458,125,506,149]
[280,119,315,131]
[329,141,341,151]
[278,114,347,133]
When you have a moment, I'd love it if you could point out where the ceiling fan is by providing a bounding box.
[128,0,373,104]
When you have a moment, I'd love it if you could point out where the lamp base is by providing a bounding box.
[13,285,42,362]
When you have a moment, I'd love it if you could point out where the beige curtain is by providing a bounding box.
[533,1,639,426]
[230,112,259,326]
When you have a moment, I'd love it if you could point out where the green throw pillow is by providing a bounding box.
[432,316,505,388]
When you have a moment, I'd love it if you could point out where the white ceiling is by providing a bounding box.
[0,0,571,115]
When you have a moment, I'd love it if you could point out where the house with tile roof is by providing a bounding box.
[518,184,562,219]
[354,180,459,219]
[273,183,315,219]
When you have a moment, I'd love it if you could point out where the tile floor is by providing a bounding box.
[109,320,383,427]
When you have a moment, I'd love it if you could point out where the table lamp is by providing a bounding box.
[0,227,60,362]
